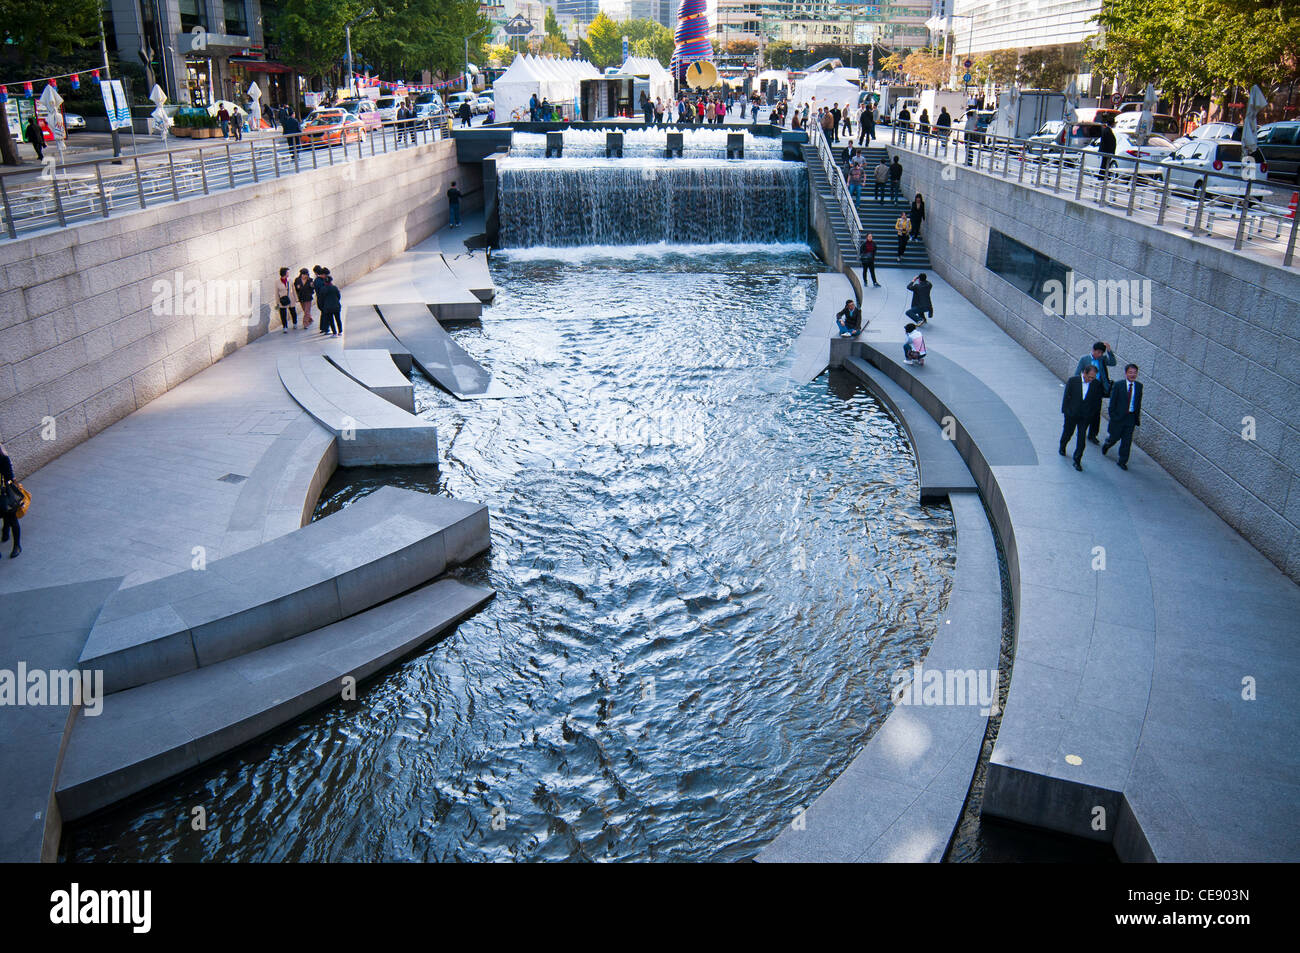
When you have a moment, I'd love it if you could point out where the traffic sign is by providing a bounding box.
[963,73,971,84]
[964,59,972,68]
[1111,92,1122,105]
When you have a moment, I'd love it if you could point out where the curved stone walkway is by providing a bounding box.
[830,269,1300,861]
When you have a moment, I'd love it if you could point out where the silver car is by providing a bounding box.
[1159,140,1258,196]
[1082,131,1175,177]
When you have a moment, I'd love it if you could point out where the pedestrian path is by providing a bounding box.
[833,271,1300,861]
[835,143,932,270]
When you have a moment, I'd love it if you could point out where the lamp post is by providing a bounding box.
[346,7,376,100]
[466,24,490,94]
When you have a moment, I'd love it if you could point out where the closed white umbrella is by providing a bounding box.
[1136,82,1157,144]
[38,82,66,158]
[1063,78,1079,124]
[247,81,262,129]
[148,83,168,140]
[1240,83,1268,152]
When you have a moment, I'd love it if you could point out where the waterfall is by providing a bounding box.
[510,128,783,159]
[497,158,808,247]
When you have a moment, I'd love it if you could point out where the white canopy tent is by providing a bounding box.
[791,73,861,110]
[617,57,673,104]
[493,54,546,121]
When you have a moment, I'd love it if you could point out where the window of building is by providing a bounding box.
[225,0,248,35]
[179,0,206,32]
[985,229,1069,307]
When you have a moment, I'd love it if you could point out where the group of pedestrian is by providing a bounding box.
[275,265,342,336]
[217,104,244,140]
[1059,342,1143,472]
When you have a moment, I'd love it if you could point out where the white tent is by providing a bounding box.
[617,57,673,104]
[792,73,860,110]
[494,55,546,122]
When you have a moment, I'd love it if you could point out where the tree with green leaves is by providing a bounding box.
[764,42,793,70]
[631,24,674,66]
[585,12,622,69]
[545,7,563,39]
[0,0,101,164]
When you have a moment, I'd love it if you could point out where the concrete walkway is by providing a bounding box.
[832,268,1300,861]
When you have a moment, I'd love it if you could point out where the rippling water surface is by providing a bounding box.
[63,248,955,862]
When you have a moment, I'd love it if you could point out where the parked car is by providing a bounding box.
[1081,131,1175,176]
[1113,112,1181,138]
[1170,121,1240,150]
[301,109,366,146]
[1159,139,1263,197]
[337,97,382,131]
[63,112,86,132]
[373,95,401,123]
[1253,121,1300,183]
[473,94,494,115]
[447,92,475,113]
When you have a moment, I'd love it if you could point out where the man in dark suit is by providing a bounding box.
[1074,341,1115,443]
[1102,363,1143,470]
[1060,364,1102,471]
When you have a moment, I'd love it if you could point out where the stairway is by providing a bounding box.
[832,143,932,270]
[801,144,859,268]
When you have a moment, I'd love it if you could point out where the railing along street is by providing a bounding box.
[889,121,1299,268]
[0,115,452,241]
[812,123,863,254]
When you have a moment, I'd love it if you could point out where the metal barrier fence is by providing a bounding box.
[889,122,1299,268]
[0,115,452,241]
[812,122,862,253]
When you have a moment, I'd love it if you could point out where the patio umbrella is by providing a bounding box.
[247,81,262,129]
[1063,78,1079,124]
[1240,84,1268,152]
[148,83,168,139]
[38,82,66,160]
[1136,82,1157,144]
[992,85,1019,138]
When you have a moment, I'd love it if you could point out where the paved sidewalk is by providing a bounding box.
[843,268,1300,860]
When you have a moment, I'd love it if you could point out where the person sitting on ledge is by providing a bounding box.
[836,298,867,338]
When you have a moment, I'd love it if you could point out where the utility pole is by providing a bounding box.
[99,18,123,158]
[346,8,376,100]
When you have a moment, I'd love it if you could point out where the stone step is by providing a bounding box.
[278,353,439,465]
[57,577,495,822]
[78,486,489,693]
[327,349,415,412]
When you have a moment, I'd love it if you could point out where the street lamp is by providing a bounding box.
[466,23,490,94]
[346,7,376,99]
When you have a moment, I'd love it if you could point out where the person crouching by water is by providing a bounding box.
[1,441,21,559]
[903,323,926,366]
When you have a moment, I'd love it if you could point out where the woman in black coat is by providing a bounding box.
[1,442,20,559]
[909,194,926,241]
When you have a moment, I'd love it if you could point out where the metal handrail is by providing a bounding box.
[888,122,1298,267]
[811,123,863,255]
[0,115,451,241]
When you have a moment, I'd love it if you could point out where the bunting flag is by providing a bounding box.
[0,86,7,104]
[71,73,81,90]
[350,72,465,92]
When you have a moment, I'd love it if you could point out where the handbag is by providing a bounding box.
[14,483,29,519]
[0,481,20,517]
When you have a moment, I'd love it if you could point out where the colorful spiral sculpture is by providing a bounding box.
[672,0,713,85]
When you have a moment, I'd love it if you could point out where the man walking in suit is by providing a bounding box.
[1102,364,1143,470]
[1060,364,1102,471]
[1074,341,1116,443]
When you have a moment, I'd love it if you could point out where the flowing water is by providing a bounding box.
[61,248,955,862]
[509,128,784,159]
[498,158,807,247]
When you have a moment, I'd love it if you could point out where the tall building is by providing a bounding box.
[103,1,301,107]
[556,0,601,22]
[713,2,931,54]
[951,0,1103,56]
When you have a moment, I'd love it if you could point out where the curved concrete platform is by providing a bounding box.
[758,490,1001,862]
[57,577,494,823]
[343,305,414,374]
[783,272,860,384]
[376,303,513,400]
[328,349,416,412]
[78,486,489,694]
[278,354,439,465]
[831,267,1300,861]
[344,247,483,322]
[844,356,978,502]
[441,251,496,304]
